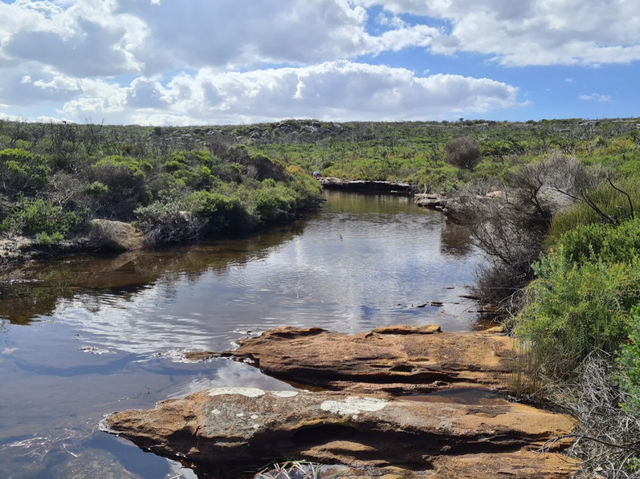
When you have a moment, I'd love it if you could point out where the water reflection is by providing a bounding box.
[440,222,474,257]
[0,191,483,478]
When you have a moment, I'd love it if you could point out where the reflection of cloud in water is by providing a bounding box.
[47,194,484,356]
[167,359,294,399]
[56,285,219,355]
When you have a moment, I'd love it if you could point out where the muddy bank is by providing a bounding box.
[104,325,578,478]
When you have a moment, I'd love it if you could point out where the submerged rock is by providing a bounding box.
[215,325,518,394]
[103,388,577,477]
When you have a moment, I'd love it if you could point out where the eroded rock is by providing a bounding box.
[88,219,146,252]
[103,388,576,477]
[214,325,518,394]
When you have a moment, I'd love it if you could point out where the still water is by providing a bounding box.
[0,191,483,478]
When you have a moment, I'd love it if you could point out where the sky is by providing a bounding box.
[0,0,639,125]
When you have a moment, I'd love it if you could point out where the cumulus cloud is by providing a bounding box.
[0,0,439,76]
[55,61,519,125]
[356,0,640,66]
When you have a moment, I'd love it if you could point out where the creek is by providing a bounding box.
[0,191,483,478]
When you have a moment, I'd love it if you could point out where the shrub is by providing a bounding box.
[549,176,640,238]
[2,198,82,237]
[0,148,50,198]
[91,155,151,217]
[445,137,480,170]
[134,199,200,244]
[617,306,640,416]
[553,217,640,265]
[516,251,640,379]
[35,231,64,245]
[188,190,247,232]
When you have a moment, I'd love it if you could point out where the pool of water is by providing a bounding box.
[0,191,483,478]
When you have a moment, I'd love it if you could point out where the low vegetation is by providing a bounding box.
[1,116,640,473]
[0,121,322,253]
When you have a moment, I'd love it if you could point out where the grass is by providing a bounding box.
[254,461,346,479]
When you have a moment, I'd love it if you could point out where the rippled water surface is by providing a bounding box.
[0,191,483,478]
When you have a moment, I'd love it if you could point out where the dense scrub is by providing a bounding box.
[0,121,322,251]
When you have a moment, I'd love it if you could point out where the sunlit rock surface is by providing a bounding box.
[103,388,577,477]
[215,325,518,394]
[88,219,146,251]
[104,325,579,477]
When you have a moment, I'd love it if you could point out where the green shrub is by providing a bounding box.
[617,306,640,416]
[35,231,64,245]
[0,148,50,198]
[84,181,110,196]
[553,217,640,265]
[188,190,247,232]
[91,155,151,217]
[516,251,640,379]
[549,176,640,239]
[2,198,82,237]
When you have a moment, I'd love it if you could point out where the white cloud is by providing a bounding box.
[55,61,519,125]
[0,0,439,77]
[580,92,612,102]
[356,0,640,66]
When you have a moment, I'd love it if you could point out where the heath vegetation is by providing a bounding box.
[2,116,640,474]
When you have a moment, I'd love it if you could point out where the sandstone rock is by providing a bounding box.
[414,193,446,209]
[430,451,580,478]
[103,388,577,477]
[88,219,146,252]
[218,325,517,394]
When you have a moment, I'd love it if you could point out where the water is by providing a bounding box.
[0,191,483,478]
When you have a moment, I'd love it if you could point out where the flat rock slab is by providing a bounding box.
[103,388,577,477]
[207,325,518,394]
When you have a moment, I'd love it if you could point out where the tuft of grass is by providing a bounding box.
[254,461,346,479]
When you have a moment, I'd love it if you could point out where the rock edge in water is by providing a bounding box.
[189,324,518,395]
[103,324,579,477]
[103,388,577,478]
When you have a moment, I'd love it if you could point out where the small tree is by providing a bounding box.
[445,136,480,170]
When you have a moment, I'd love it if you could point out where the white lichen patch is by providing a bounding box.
[208,387,265,398]
[251,414,259,420]
[272,391,299,398]
[236,413,244,417]
[212,409,221,415]
[320,396,388,416]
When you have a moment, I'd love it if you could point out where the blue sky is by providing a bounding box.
[0,0,638,125]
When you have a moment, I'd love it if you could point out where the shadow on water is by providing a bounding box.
[0,222,307,325]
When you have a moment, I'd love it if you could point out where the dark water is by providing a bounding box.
[0,191,483,478]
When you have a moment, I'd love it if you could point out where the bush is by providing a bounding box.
[617,306,640,416]
[516,250,640,379]
[0,148,50,198]
[188,190,247,232]
[553,217,640,265]
[91,155,151,217]
[549,176,640,238]
[445,137,480,170]
[134,199,200,244]
[35,231,64,245]
[2,198,82,238]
